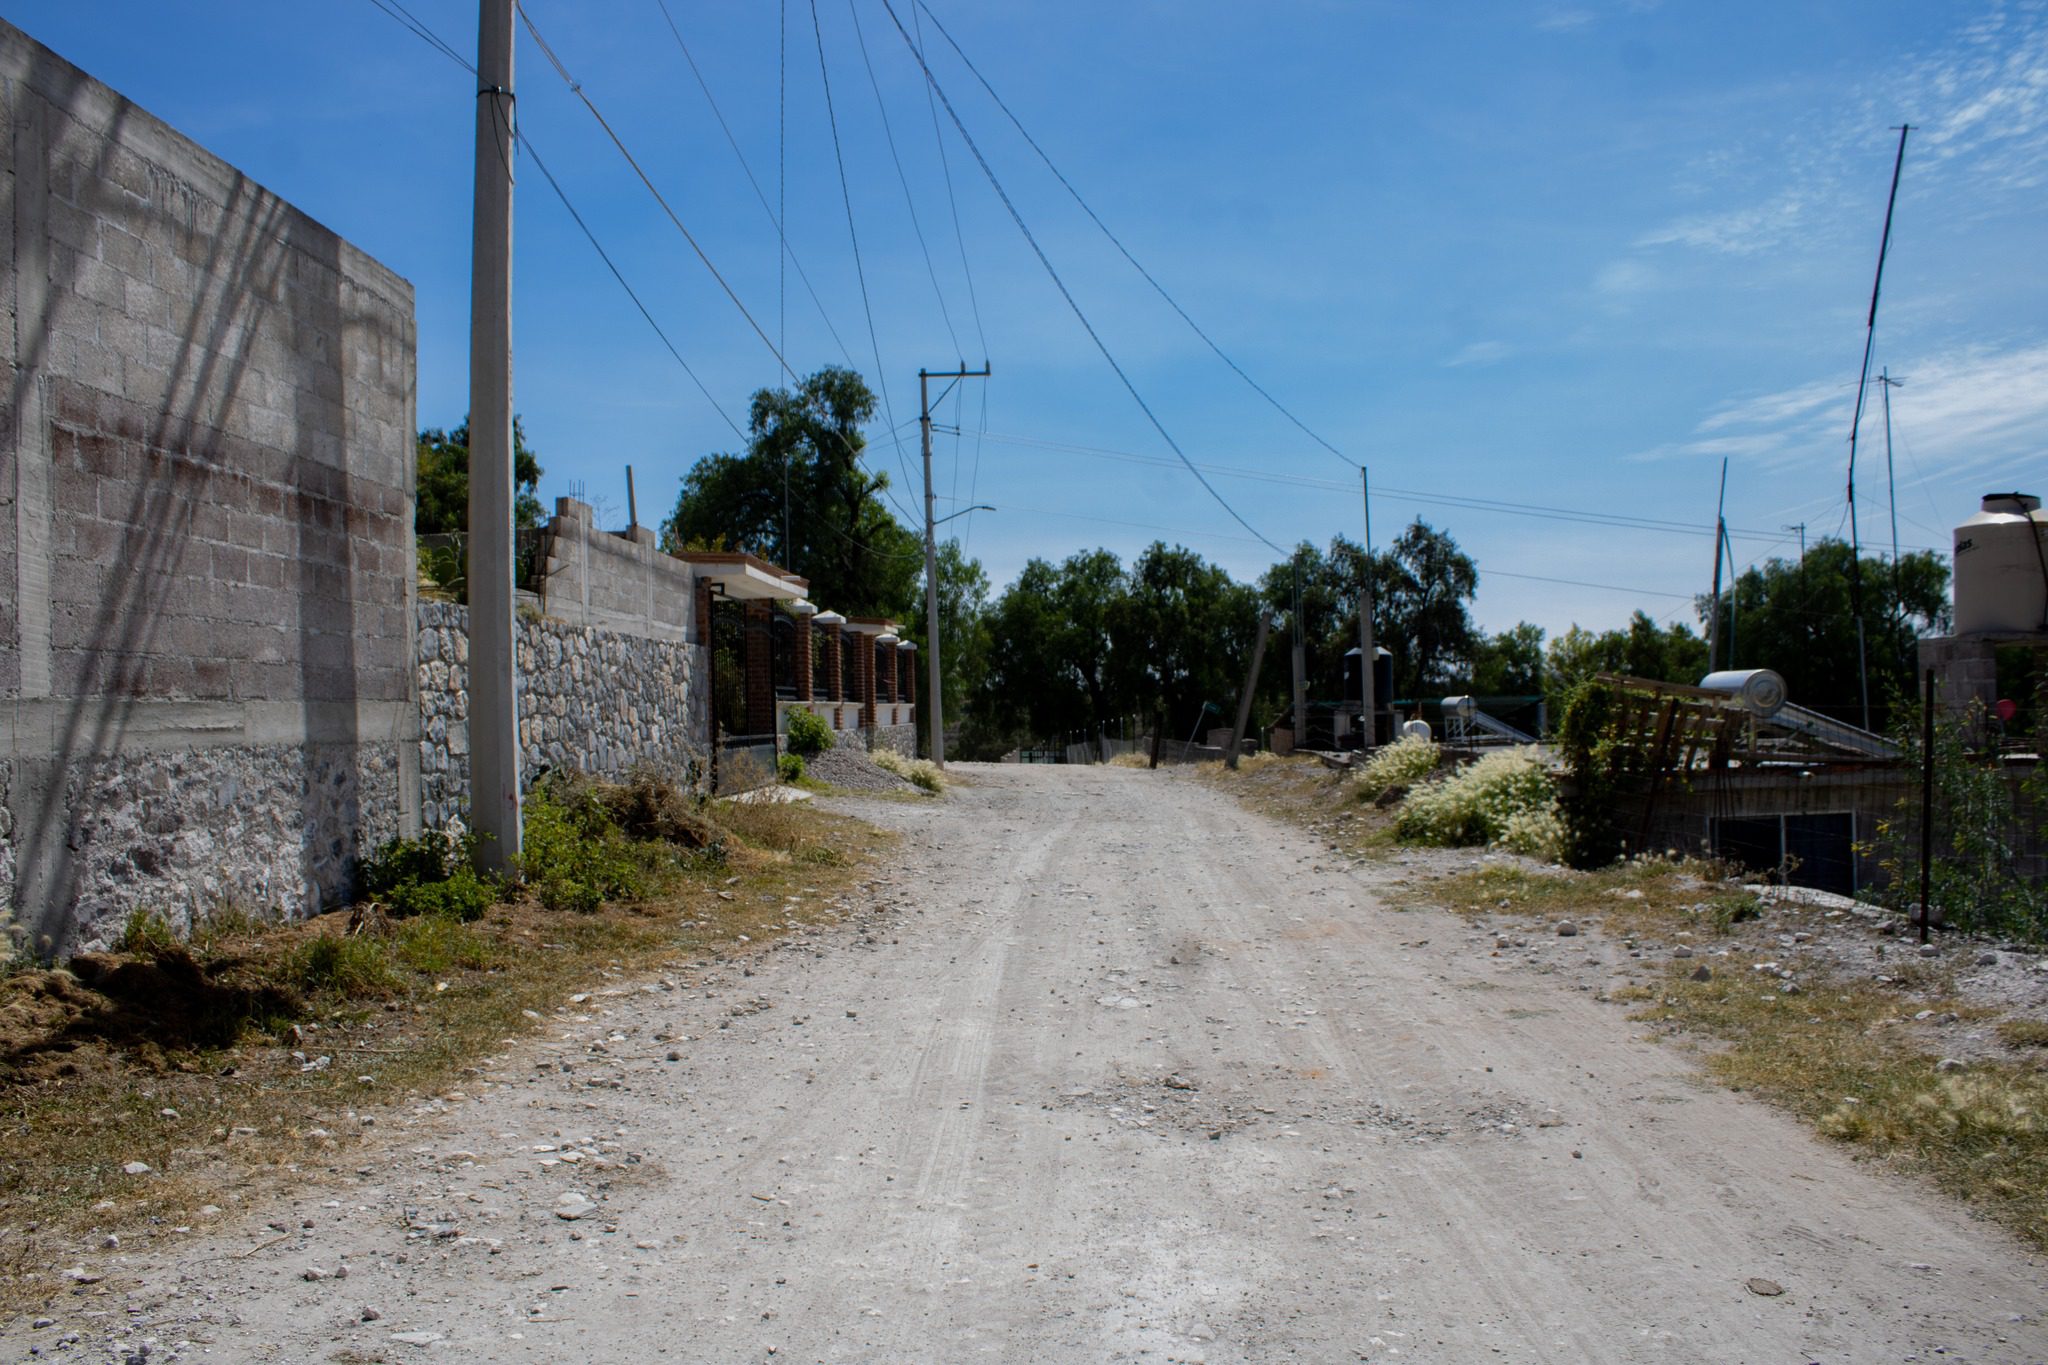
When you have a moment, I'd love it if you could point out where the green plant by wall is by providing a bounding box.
[1554,679,1642,869]
[777,752,806,783]
[518,779,647,914]
[360,831,500,921]
[1866,700,2046,943]
[785,708,834,757]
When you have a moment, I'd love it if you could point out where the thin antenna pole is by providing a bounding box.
[1880,368,1902,595]
[1846,124,1911,733]
[1707,458,1727,673]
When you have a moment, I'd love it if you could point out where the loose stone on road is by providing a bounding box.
[12,764,2042,1363]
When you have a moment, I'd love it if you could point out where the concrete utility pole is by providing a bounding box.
[1290,571,1307,748]
[1707,458,1727,675]
[1358,466,1376,750]
[468,0,520,874]
[919,363,990,768]
[1225,612,1272,771]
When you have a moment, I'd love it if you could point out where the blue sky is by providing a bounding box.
[8,1,2045,641]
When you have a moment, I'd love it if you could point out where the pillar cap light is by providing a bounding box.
[812,609,846,627]
[787,598,819,617]
[876,632,900,646]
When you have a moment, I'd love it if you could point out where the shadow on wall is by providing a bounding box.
[7,35,389,953]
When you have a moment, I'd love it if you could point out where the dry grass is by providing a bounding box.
[1635,955,2048,1250]
[0,797,892,1314]
[1419,857,2048,1251]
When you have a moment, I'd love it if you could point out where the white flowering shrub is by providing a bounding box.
[1352,735,1441,800]
[1393,748,1558,855]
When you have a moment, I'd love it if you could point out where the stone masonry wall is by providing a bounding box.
[0,24,417,952]
[417,602,708,831]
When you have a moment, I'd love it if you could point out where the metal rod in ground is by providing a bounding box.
[1226,612,1272,771]
[1919,665,1934,945]
[467,0,522,874]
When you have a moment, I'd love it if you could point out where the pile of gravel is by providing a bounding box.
[802,745,919,793]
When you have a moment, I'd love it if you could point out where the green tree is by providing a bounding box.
[1118,542,1260,743]
[415,417,545,534]
[1705,540,1948,730]
[1471,622,1546,695]
[1542,611,1707,721]
[663,367,921,617]
[1371,519,1479,700]
[1257,537,1371,713]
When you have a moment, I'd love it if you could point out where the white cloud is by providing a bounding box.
[1634,191,1812,255]
[1536,9,1596,32]
[1630,340,2048,485]
[1444,340,1512,367]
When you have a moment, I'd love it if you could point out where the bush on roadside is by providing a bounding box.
[518,778,647,914]
[778,752,806,783]
[785,707,834,757]
[1394,748,1558,855]
[294,933,402,997]
[871,747,945,793]
[359,830,499,922]
[1352,735,1441,801]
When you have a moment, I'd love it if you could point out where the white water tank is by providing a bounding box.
[1441,695,1477,722]
[1954,492,2048,637]
[1698,668,1787,717]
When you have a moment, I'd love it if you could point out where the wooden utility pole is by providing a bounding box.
[468,0,520,873]
[1225,612,1272,771]
[919,363,989,767]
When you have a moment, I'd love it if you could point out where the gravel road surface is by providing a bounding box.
[13,764,2042,1363]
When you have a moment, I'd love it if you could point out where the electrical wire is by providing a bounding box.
[651,0,856,368]
[806,0,921,503]
[520,6,794,380]
[877,0,1283,555]
[846,0,961,358]
[910,0,1354,471]
[910,0,987,361]
[366,0,473,72]
[519,132,746,442]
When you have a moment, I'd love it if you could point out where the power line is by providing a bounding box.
[909,0,986,361]
[911,0,1355,471]
[877,0,1283,555]
[365,0,473,72]
[651,0,856,368]
[519,132,746,441]
[520,7,795,380]
[806,0,921,514]
[845,0,961,358]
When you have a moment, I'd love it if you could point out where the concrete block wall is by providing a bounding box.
[416,602,709,831]
[0,23,418,952]
[536,497,693,643]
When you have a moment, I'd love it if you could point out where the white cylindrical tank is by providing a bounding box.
[1401,718,1432,742]
[1440,695,1477,722]
[1698,668,1787,717]
[1954,492,2048,637]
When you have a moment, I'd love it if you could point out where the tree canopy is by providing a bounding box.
[415,416,544,535]
[663,366,922,619]
[1705,539,1949,728]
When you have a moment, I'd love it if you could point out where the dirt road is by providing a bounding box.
[12,765,2042,1363]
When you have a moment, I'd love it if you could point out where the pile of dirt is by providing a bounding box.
[0,946,301,1082]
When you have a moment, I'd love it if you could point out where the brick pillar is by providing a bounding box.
[879,639,896,704]
[795,615,813,702]
[694,579,714,645]
[822,626,843,700]
[859,635,877,728]
[900,646,916,705]
[744,601,774,735]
